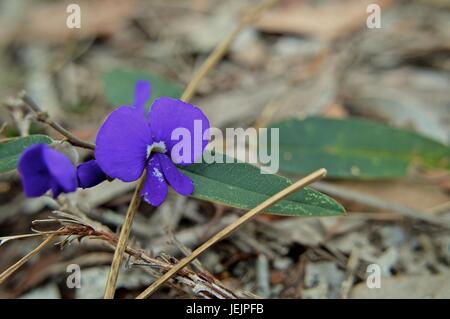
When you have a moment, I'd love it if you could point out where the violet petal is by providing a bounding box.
[43,146,78,196]
[95,106,152,182]
[141,156,168,206]
[133,80,151,114]
[157,153,193,196]
[18,144,51,197]
[77,159,108,188]
[50,182,64,198]
[148,97,210,165]
[18,144,77,198]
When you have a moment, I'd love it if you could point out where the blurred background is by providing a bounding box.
[0,0,449,299]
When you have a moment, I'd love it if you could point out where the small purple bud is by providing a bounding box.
[18,144,77,198]
[77,159,108,189]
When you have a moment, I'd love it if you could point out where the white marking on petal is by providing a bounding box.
[152,167,164,183]
[146,141,167,159]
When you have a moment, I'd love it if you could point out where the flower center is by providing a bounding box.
[146,141,167,159]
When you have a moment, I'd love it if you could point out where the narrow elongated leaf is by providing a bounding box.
[0,135,53,173]
[268,117,450,179]
[181,160,344,217]
[102,68,183,109]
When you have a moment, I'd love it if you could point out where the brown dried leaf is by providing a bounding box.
[351,272,450,298]
[255,0,394,41]
[18,0,137,44]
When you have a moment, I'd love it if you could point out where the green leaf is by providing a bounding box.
[102,68,183,109]
[0,135,53,173]
[268,117,450,179]
[180,160,344,217]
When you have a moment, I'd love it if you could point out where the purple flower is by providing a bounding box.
[18,144,77,198]
[95,81,210,206]
[77,159,108,188]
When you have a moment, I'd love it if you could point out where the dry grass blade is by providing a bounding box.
[181,0,280,102]
[103,177,145,299]
[0,234,56,285]
[103,0,280,299]
[20,92,96,150]
[0,232,57,247]
[136,168,327,299]
[313,181,450,228]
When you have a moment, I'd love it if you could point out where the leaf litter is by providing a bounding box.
[0,0,449,299]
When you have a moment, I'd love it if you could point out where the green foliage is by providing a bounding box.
[102,68,183,109]
[103,71,343,216]
[0,135,53,173]
[182,160,345,217]
[268,117,450,179]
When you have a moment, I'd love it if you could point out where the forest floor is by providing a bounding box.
[0,0,450,298]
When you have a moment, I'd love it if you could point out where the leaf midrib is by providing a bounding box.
[182,168,342,214]
[278,142,446,165]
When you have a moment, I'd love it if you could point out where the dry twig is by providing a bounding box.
[19,91,96,150]
[28,212,239,299]
[136,168,327,299]
[0,234,56,285]
[103,0,280,299]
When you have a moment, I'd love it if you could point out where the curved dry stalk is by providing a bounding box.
[181,0,280,102]
[103,176,145,298]
[0,231,58,247]
[20,92,96,150]
[0,233,57,285]
[136,168,327,299]
[103,0,279,299]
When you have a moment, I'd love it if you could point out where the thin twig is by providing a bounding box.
[313,181,450,228]
[256,254,270,298]
[181,0,279,102]
[102,0,279,299]
[74,211,240,298]
[340,248,360,299]
[427,201,450,215]
[97,229,238,298]
[168,231,208,274]
[12,214,239,299]
[136,168,327,299]
[0,231,60,247]
[0,234,56,285]
[19,91,95,150]
[103,176,145,298]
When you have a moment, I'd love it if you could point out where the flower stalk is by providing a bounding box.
[20,92,96,150]
[103,175,145,298]
[136,168,327,299]
[103,0,280,299]
[0,234,56,285]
